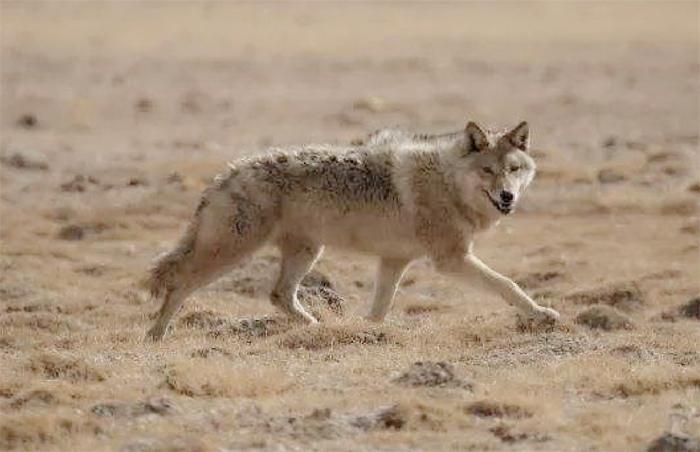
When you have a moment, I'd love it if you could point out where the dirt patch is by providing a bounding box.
[0,152,48,171]
[393,361,472,389]
[465,401,532,419]
[164,361,288,398]
[516,271,565,289]
[279,325,392,350]
[0,414,101,451]
[351,402,452,432]
[576,305,634,331]
[647,432,700,452]
[565,282,646,311]
[611,375,700,398]
[27,353,105,383]
[0,312,80,334]
[404,302,450,316]
[489,424,550,444]
[8,387,75,410]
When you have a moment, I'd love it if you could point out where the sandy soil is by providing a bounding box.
[1,2,699,451]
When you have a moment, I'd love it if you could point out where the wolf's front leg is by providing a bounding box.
[366,258,411,321]
[435,253,559,321]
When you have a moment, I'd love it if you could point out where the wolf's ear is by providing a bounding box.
[464,121,489,154]
[505,121,529,151]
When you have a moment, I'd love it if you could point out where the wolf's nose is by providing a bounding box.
[500,191,514,204]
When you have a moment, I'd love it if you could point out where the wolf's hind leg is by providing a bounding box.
[366,258,410,322]
[271,237,323,323]
[147,286,189,341]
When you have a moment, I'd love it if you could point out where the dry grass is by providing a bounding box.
[1,2,699,451]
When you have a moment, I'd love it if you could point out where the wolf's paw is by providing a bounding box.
[516,307,560,333]
[536,307,560,322]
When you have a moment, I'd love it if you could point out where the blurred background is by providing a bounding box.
[0,3,698,451]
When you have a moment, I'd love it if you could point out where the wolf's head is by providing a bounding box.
[453,121,536,216]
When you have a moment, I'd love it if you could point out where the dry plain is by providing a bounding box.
[1,2,699,451]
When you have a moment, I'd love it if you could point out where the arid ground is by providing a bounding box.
[1,2,699,451]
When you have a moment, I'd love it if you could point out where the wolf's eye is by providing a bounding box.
[482,167,494,175]
[509,166,521,172]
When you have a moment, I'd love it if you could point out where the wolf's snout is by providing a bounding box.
[500,191,514,205]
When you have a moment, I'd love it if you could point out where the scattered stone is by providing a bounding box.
[60,174,100,192]
[57,224,85,241]
[17,113,38,128]
[91,398,174,418]
[190,346,231,358]
[465,401,532,419]
[679,298,700,320]
[179,310,286,338]
[597,169,626,184]
[393,361,472,389]
[0,152,49,170]
[647,432,700,452]
[575,305,634,331]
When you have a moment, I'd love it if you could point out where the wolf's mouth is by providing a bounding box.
[483,190,512,215]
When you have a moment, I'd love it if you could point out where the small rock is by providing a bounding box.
[393,361,472,389]
[575,305,634,331]
[301,270,333,289]
[299,270,344,316]
[135,98,153,113]
[127,177,148,187]
[17,113,38,129]
[679,298,700,320]
[688,182,700,194]
[91,403,119,417]
[351,405,405,431]
[57,224,85,241]
[647,432,700,452]
[602,136,617,148]
[598,169,626,184]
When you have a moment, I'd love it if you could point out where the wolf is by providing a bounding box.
[146,120,560,340]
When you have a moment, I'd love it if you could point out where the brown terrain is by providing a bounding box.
[1,2,699,451]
